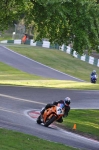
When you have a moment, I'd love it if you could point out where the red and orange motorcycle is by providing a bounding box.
[36,104,65,127]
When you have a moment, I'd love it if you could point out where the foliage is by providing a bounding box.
[0,0,99,54]
[0,0,24,30]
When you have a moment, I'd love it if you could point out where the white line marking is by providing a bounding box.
[0,106,23,115]
[0,93,46,105]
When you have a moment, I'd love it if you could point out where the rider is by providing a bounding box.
[40,97,71,123]
[90,70,97,79]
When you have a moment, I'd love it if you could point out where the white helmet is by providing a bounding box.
[93,70,96,73]
[64,97,71,105]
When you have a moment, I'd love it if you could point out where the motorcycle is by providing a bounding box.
[91,75,97,83]
[36,104,65,127]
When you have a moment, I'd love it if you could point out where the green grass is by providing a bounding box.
[0,34,13,41]
[0,128,77,150]
[0,44,98,90]
[0,60,99,90]
[6,45,99,83]
[61,110,99,141]
[0,61,49,80]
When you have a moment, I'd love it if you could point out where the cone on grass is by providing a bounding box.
[72,124,76,130]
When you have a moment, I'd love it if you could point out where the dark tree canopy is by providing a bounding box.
[0,0,99,54]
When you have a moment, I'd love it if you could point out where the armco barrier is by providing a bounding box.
[0,39,99,67]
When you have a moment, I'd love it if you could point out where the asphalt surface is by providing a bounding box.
[0,45,99,150]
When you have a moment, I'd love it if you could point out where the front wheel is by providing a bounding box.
[37,115,42,124]
[44,115,57,127]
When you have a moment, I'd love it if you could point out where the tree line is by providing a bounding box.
[0,0,99,54]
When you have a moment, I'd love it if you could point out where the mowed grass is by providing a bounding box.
[7,45,99,83]
[61,110,99,141]
[0,61,98,89]
[0,44,98,90]
[0,61,49,80]
[0,128,78,150]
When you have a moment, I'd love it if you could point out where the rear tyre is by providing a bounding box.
[44,115,57,127]
[37,115,42,124]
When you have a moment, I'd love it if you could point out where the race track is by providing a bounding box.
[0,45,99,150]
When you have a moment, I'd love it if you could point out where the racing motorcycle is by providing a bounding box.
[91,75,97,83]
[36,104,65,127]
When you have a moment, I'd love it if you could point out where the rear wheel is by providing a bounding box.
[37,115,42,124]
[44,115,57,127]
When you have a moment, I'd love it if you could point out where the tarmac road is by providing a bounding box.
[0,45,99,149]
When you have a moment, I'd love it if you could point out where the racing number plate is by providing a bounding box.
[56,107,64,115]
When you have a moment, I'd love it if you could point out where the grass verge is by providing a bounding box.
[59,110,99,141]
[0,60,98,90]
[0,128,78,150]
[0,45,99,90]
[7,45,99,83]
[0,80,99,90]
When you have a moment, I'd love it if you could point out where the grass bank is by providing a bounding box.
[0,128,78,150]
[7,45,99,83]
[0,45,99,90]
[59,110,99,141]
[0,61,99,90]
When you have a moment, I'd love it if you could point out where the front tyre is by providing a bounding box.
[37,115,42,124]
[44,115,57,127]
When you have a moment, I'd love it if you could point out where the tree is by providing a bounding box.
[0,0,99,54]
[0,0,24,29]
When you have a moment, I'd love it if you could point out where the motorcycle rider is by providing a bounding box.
[40,97,71,123]
[91,70,96,77]
[90,70,97,81]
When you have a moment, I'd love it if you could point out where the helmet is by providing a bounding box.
[64,97,71,105]
[93,70,96,73]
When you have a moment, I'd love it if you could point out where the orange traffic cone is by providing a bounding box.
[72,124,76,130]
